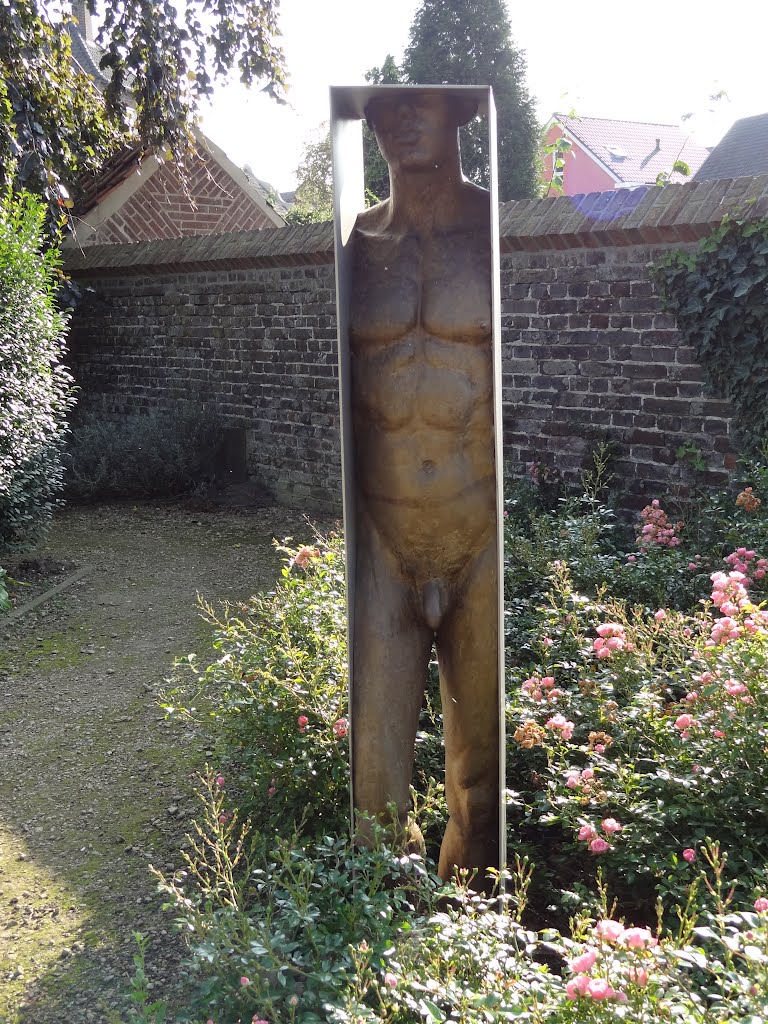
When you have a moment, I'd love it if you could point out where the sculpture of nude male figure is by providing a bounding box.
[348,91,500,882]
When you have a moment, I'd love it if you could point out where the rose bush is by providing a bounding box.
[155,458,768,1022]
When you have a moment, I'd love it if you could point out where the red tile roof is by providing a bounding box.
[555,114,711,186]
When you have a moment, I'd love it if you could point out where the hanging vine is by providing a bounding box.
[652,215,768,450]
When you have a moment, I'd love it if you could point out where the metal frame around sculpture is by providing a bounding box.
[330,84,506,874]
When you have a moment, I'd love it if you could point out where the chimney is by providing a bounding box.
[71,0,93,41]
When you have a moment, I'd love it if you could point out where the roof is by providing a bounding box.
[554,114,711,185]
[67,22,111,91]
[242,167,291,216]
[75,145,146,216]
[694,112,768,181]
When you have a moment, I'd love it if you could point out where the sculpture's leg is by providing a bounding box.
[351,517,433,848]
[435,537,500,884]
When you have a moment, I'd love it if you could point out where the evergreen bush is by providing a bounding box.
[64,406,224,499]
[0,192,74,555]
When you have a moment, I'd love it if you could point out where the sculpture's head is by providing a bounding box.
[364,92,477,173]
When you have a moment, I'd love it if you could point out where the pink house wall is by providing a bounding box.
[543,124,617,196]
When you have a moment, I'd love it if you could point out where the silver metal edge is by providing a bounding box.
[486,88,508,883]
[330,86,364,839]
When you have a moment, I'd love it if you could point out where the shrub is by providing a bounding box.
[166,535,447,850]
[0,191,75,554]
[64,406,223,499]
[157,773,443,1024]
[158,777,768,1023]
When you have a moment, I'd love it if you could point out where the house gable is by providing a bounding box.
[543,115,710,196]
[543,122,618,196]
[69,140,284,247]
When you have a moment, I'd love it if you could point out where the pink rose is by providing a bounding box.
[297,715,309,732]
[595,919,625,943]
[589,837,611,854]
[601,818,622,835]
[240,976,251,986]
[215,775,225,787]
[581,768,594,780]
[333,717,348,738]
[754,897,768,913]
[621,927,657,949]
[586,977,615,1000]
[546,714,575,740]
[654,609,667,621]
[570,948,598,973]
[597,622,624,638]
[565,975,590,999]
[293,546,318,568]
[682,848,696,863]
[674,714,694,731]
[629,967,649,987]
[578,824,597,842]
[384,972,397,987]
[566,775,579,790]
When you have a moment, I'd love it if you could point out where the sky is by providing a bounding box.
[199,0,768,192]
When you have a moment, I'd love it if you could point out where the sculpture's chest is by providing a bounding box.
[349,230,491,345]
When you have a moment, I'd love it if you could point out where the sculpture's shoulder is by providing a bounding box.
[353,200,392,239]
[456,181,491,231]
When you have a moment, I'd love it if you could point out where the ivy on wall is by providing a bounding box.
[652,216,768,450]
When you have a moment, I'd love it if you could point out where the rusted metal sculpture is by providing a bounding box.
[331,85,505,884]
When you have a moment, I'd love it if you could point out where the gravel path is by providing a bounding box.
[0,502,319,1023]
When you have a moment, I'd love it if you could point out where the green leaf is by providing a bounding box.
[418,999,445,1022]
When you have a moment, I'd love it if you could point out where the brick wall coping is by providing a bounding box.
[64,175,768,275]
[64,221,335,275]
[500,174,768,252]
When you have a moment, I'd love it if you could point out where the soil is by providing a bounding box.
[0,501,330,1023]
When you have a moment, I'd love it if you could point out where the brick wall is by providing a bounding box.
[64,176,768,511]
[83,146,278,247]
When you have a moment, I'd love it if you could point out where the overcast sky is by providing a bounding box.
[199,0,768,191]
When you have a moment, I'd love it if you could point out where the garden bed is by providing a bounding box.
[155,445,768,1023]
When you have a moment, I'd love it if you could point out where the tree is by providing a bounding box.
[401,0,539,202]
[0,0,286,229]
[0,192,75,554]
[286,124,333,225]
[364,55,404,202]
[288,66,400,224]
